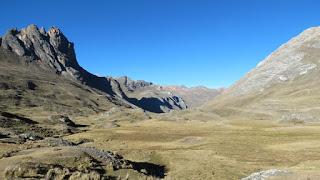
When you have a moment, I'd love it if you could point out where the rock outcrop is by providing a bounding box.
[241,169,290,180]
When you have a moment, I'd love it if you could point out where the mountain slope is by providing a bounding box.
[0,47,124,116]
[204,27,320,122]
[0,25,188,113]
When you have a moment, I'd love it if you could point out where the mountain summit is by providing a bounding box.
[1,25,79,75]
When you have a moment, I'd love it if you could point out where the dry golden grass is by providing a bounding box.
[63,117,320,179]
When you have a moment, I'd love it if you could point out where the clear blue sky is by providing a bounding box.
[0,0,319,88]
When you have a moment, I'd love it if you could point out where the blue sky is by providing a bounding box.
[0,0,319,88]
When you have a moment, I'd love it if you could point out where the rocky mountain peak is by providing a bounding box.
[0,24,79,75]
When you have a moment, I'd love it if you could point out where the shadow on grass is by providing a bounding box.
[1,112,38,125]
[130,161,167,178]
[0,133,8,139]
[73,124,88,128]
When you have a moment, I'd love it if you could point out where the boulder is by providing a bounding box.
[50,115,76,127]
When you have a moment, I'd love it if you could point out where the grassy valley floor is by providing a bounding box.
[61,118,320,179]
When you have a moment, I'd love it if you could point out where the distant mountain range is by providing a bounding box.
[0,24,220,114]
[162,85,223,108]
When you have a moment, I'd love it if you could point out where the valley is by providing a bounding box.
[1,24,320,179]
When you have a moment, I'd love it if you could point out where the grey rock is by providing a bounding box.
[241,169,290,180]
[42,137,75,147]
[280,113,318,123]
[1,29,27,56]
[50,115,76,127]
[79,147,132,169]
[18,132,42,141]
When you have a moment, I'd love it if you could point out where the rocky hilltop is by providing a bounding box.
[205,27,320,122]
[0,24,189,113]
